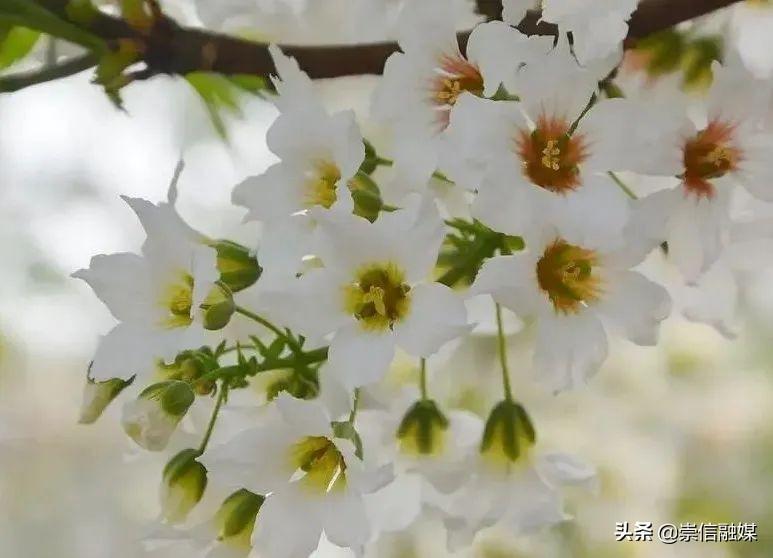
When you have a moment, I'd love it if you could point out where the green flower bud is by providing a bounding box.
[200,281,235,331]
[396,399,449,456]
[78,371,134,424]
[122,381,195,451]
[214,489,265,551]
[480,400,536,467]
[212,239,261,293]
[161,449,208,524]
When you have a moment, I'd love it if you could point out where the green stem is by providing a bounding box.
[349,388,360,423]
[495,303,513,402]
[608,171,638,200]
[196,347,329,385]
[419,358,429,400]
[197,382,227,454]
[234,306,303,353]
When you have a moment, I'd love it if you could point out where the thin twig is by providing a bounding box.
[0,53,97,92]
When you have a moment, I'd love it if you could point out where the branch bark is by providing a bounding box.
[29,0,742,81]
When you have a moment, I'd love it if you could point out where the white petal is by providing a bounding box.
[322,492,371,549]
[666,189,729,283]
[73,252,156,323]
[579,98,686,176]
[394,283,471,357]
[89,323,158,381]
[595,270,671,346]
[534,310,609,392]
[471,253,544,318]
[472,157,550,238]
[327,325,396,389]
[683,260,739,339]
[231,164,303,222]
[275,393,332,438]
[537,452,598,492]
[252,487,323,558]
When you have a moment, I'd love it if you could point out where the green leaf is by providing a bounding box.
[94,41,140,108]
[186,72,271,139]
[0,0,104,53]
[0,26,40,69]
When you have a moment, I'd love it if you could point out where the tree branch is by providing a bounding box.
[0,53,97,92]
[28,0,741,82]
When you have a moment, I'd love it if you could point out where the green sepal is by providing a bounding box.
[140,380,195,417]
[480,399,536,463]
[211,239,261,292]
[215,489,265,543]
[396,399,449,455]
[201,280,235,331]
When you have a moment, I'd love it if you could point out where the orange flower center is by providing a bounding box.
[536,239,601,314]
[430,53,484,129]
[682,120,740,199]
[517,115,588,194]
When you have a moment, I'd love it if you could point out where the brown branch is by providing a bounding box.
[32,0,741,81]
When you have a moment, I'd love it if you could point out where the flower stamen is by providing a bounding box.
[536,239,601,314]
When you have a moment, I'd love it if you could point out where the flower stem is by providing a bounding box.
[349,388,360,423]
[419,358,429,400]
[197,382,227,454]
[234,305,303,354]
[495,303,513,402]
[608,171,638,200]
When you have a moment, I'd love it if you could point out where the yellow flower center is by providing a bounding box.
[159,272,194,329]
[536,239,602,314]
[541,139,562,171]
[304,160,341,209]
[344,262,411,332]
[289,436,347,494]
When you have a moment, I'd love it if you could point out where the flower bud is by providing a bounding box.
[480,400,536,467]
[122,380,195,451]
[200,281,235,331]
[396,399,449,456]
[214,489,265,551]
[161,448,208,524]
[78,373,134,424]
[212,239,261,293]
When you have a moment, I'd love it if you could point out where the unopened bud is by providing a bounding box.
[161,449,208,524]
[122,380,195,451]
[200,281,235,330]
[396,399,449,456]
[214,489,265,551]
[212,240,261,293]
[480,400,536,467]
[78,372,134,424]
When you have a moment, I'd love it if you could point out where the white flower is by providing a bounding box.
[503,0,638,64]
[634,63,773,281]
[122,381,195,451]
[441,41,682,242]
[232,46,364,276]
[372,0,552,196]
[264,197,471,389]
[435,400,596,550]
[684,214,773,338]
[472,218,671,392]
[74,194,220,381]
[356,396,483,533]
[203,394,389,558]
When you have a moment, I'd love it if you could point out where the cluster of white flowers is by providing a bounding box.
[75,1,773,556]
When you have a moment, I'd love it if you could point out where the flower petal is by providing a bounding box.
[394,283,471,357]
